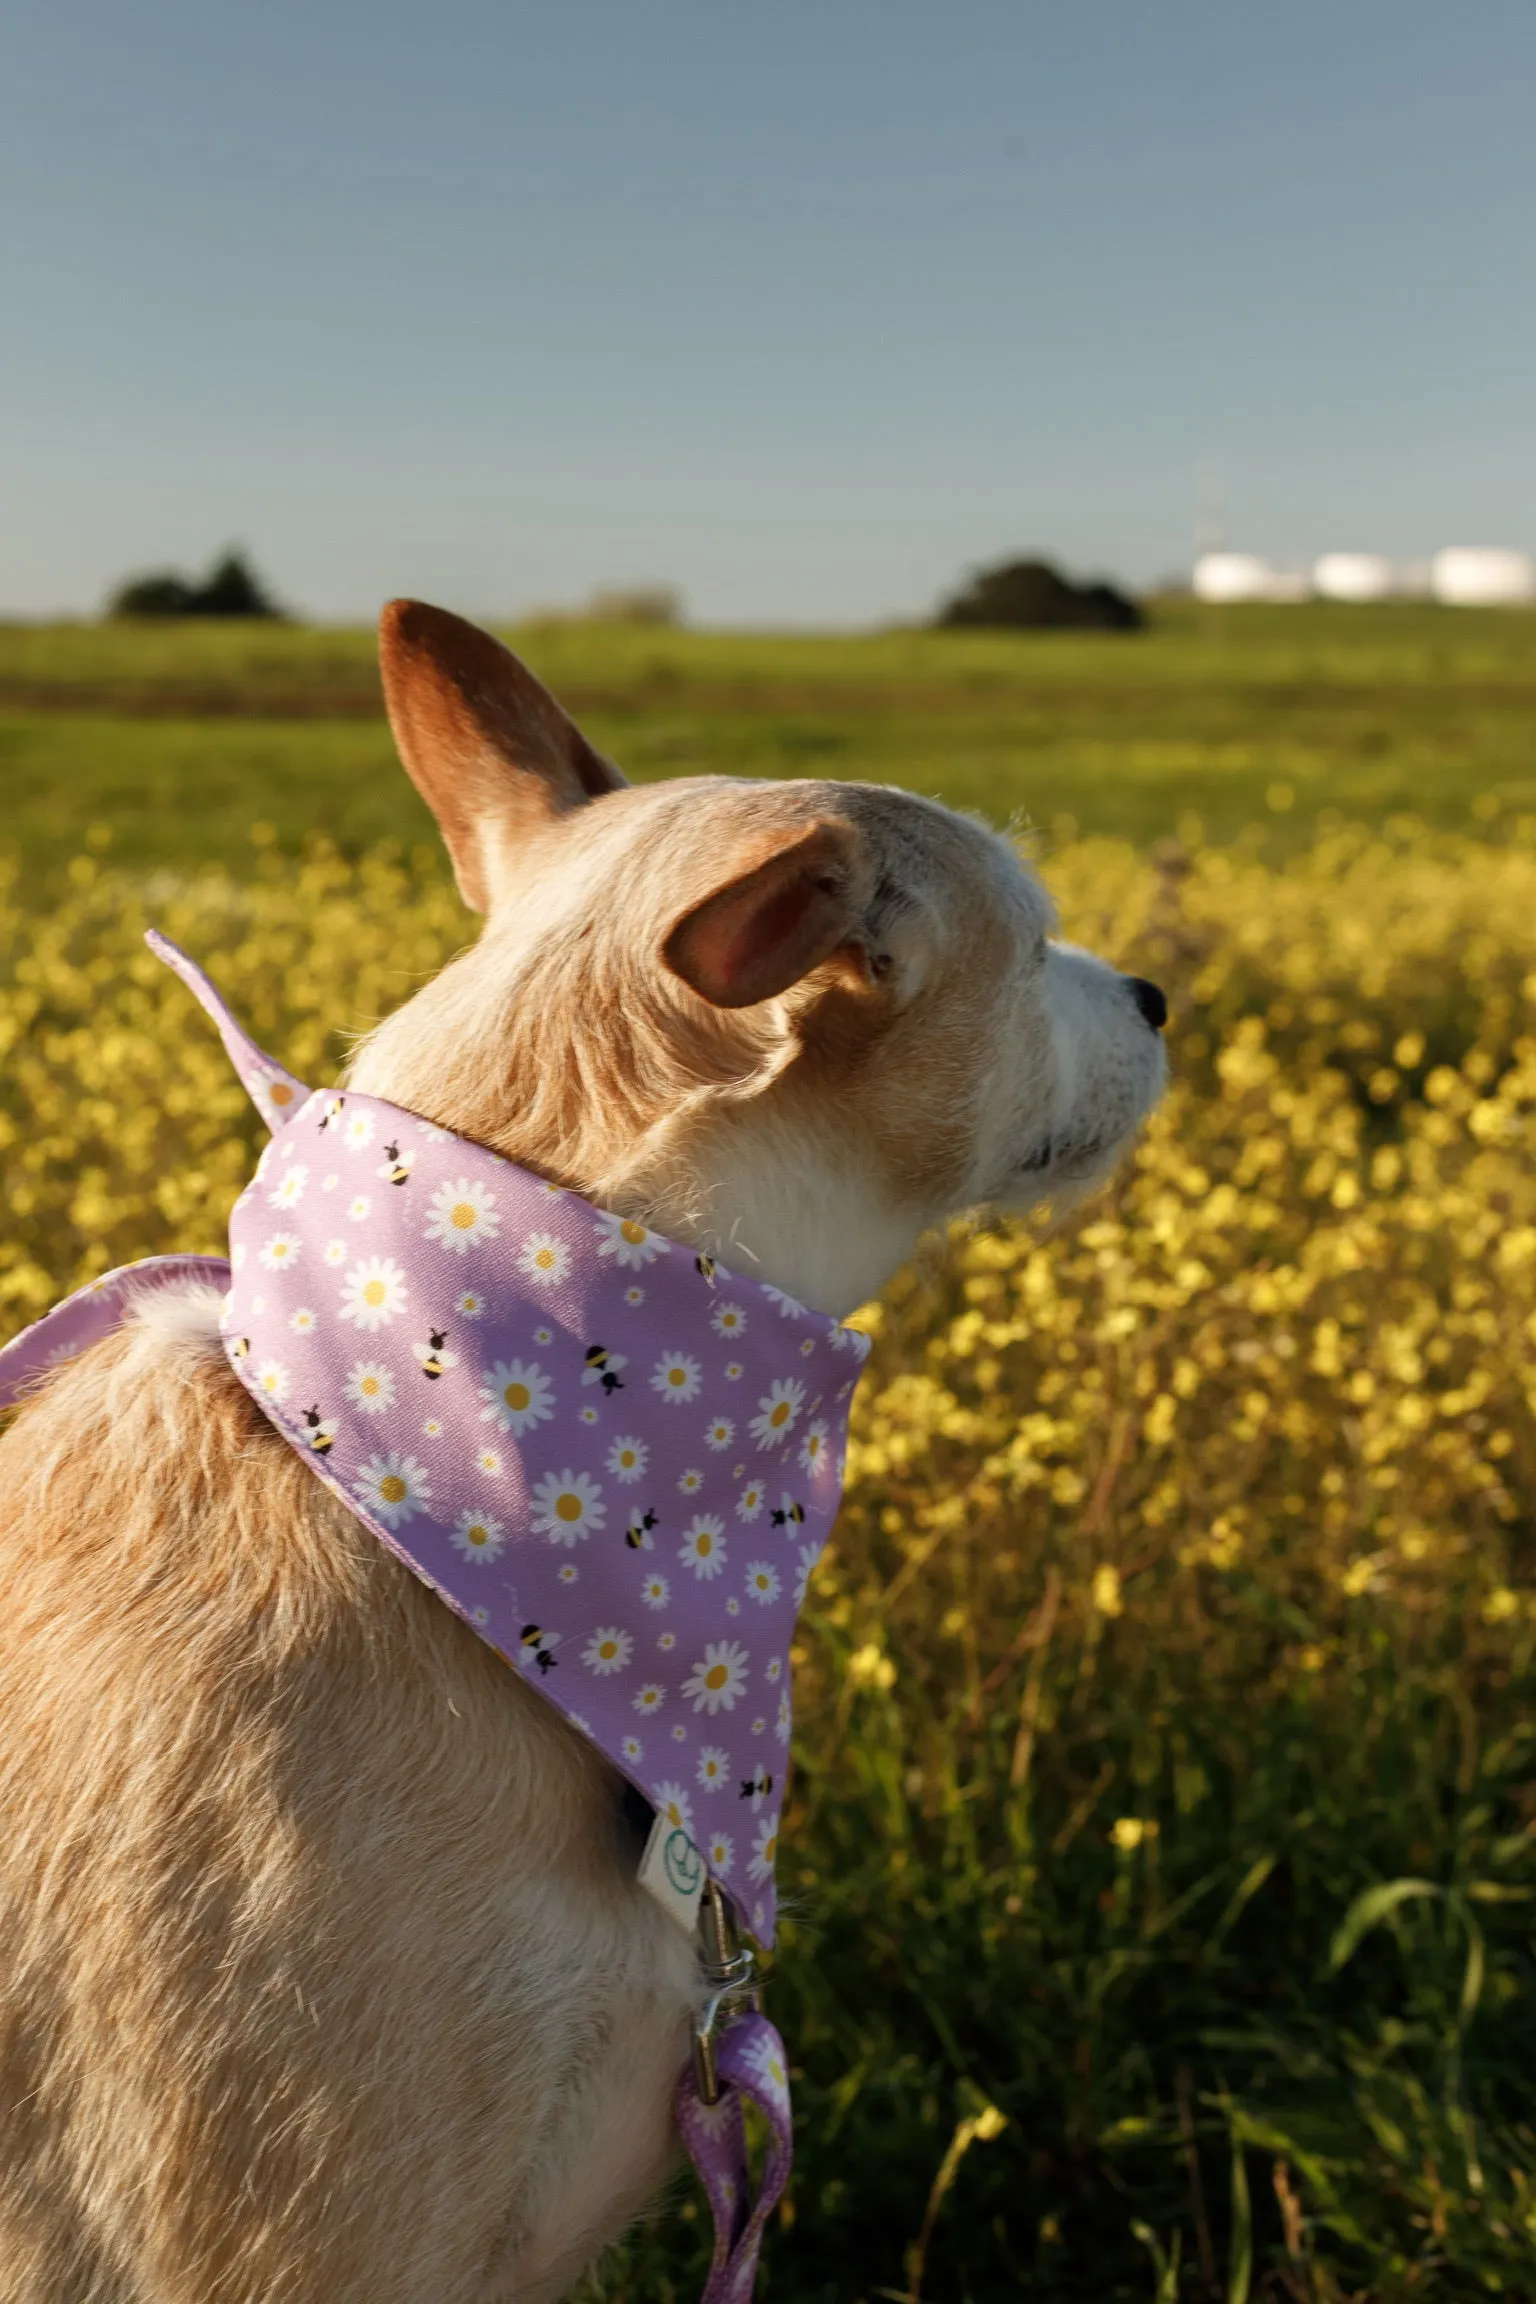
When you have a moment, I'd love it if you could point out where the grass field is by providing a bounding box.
[3,600,1536,873]
[3,605,1536,2301]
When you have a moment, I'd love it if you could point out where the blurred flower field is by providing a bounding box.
[4,819,1536,2301]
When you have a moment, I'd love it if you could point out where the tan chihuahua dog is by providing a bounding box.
[0,604,1166,2302]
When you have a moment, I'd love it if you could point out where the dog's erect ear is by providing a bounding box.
[379,600,626,912]
[663,821,869,1010]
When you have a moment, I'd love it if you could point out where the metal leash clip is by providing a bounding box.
[692,1879,762,2105]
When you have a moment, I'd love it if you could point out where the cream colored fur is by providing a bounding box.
[0,604,1166,2301]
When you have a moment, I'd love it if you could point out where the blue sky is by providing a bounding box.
[4,1,1534,624]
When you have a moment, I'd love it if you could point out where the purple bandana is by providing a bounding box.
[0,932,874,2296]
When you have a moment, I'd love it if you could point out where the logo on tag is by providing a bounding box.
[638,1809,705,1935]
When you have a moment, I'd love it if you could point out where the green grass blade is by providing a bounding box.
[1327,1878,1442,1973]
[1227,2128,1252,2304]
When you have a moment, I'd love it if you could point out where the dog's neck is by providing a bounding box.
[348,951,927,1321]
[618,1123,926,1319]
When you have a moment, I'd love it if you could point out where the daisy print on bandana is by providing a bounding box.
[703,1414,734,1452]
[450,1509,505,1565]
[744,1560,781,1606]
[711,1301,746,1341]
[583,1627,631,1675]
[354,1451,432,1528]
[479,1359,554,1438]
[339,1255,407,1332]
[652,1351,701,1405]
[518,1233,571,1288]
[654,1781,693,1833]
[679,1515,726,1579]
[607,1434,648,1484]
[342,1110,374,1152]
[345,1359,396,1415]
[425,1177,500,1254]
[595,1211,669,1270]
[530,1468,606,1545]
[749,1814,780,1883]
[259,1232,300,1274]
[696,1746,729,1792]
[750,1377,805,1449]
[268,1164,307,1211]
[455,1288,486,1320]
[799,1419,832,1478]
[683,1640,749,1714]
[253,1357,290,1405]
[255,1074,300,1129]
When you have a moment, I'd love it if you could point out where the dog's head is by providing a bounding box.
[349,603,1167,1316]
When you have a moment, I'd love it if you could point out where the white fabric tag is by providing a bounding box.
[637,1810,705,1935]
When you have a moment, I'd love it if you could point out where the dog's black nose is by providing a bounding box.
[1125,976,1168,1032]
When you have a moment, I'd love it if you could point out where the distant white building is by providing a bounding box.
[1193,543,1535,606]
[1313,552,1395,602]
[1193,552,1277,603]
[1431,548,1536,607]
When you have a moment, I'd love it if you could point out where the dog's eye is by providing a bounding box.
[870,951,894,981]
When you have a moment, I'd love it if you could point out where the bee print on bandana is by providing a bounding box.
[625,1508,658,1551]
[416,1327,458,1381]
[378,1140,415,1186]
[302,1403,338,1454]
[520,1625,561,1675]
[583,1343,628,1395]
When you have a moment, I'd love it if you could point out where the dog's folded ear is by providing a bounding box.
[663,821,869,1009]
[379,600,626,912]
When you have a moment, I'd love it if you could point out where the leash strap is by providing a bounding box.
[674,2011,794,2303]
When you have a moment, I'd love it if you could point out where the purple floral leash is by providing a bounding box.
[675,2011,795,2301]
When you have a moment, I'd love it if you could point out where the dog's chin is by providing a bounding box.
[999,1127,1145,1218]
